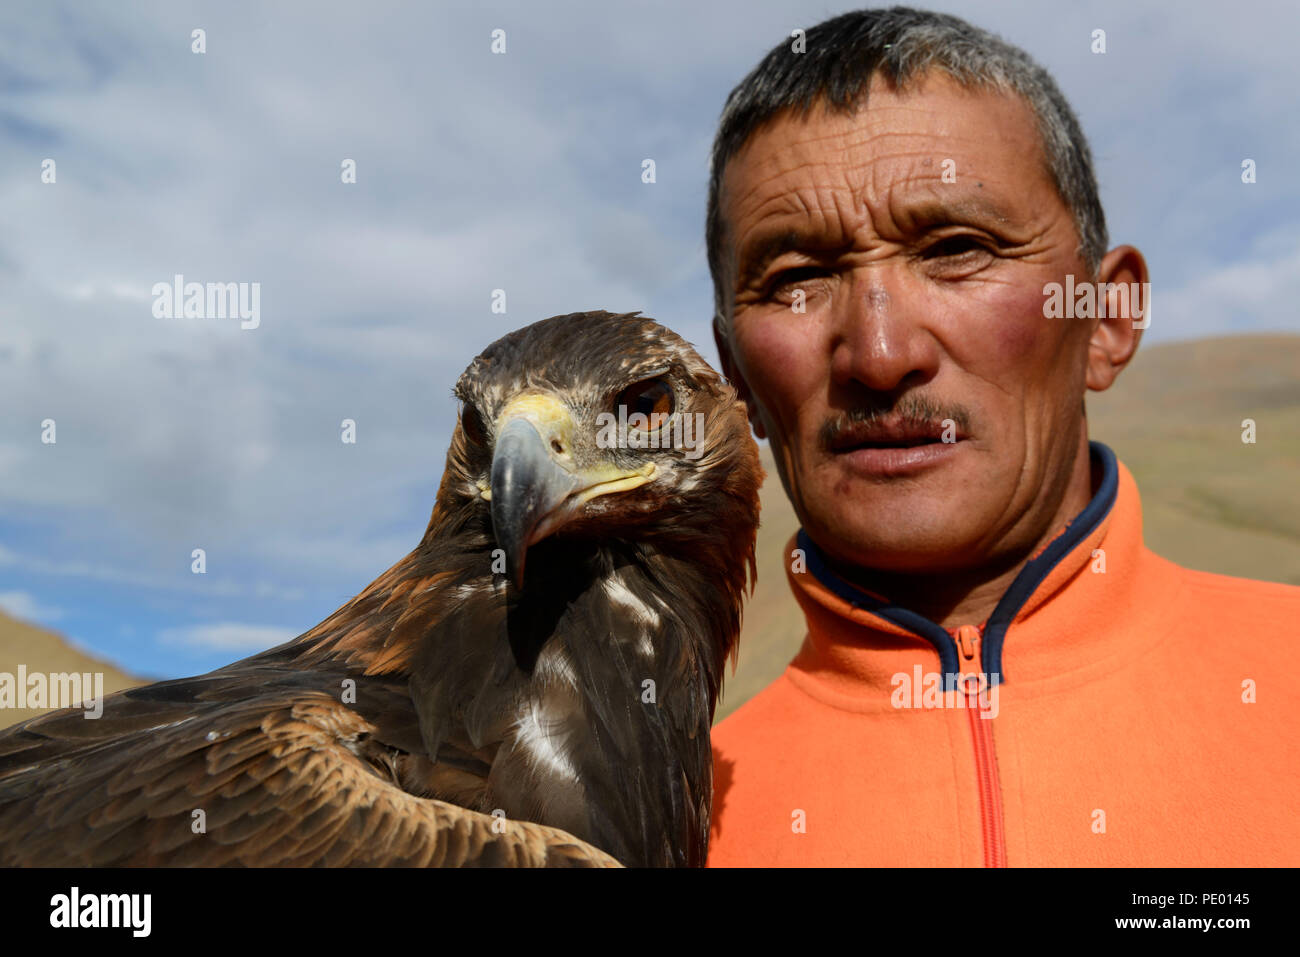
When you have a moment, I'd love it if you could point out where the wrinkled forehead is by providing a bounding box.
[718,72,1052,245]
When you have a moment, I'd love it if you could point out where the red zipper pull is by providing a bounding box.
[955,624,979,663]
[953,624,988,699]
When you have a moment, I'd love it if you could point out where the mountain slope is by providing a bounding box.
[0,612,142,729]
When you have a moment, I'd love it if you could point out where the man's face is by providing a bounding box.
[718,71,1096,575]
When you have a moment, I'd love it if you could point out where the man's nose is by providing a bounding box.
[829,272,940,393]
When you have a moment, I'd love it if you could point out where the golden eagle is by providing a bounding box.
[0,311,762,867]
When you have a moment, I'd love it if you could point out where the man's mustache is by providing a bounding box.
[819,395,975,450]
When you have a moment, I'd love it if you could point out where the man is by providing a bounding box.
[705,7,1300,866]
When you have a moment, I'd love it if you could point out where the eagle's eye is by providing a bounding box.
[460,403,487,446]
[616,379,674,429]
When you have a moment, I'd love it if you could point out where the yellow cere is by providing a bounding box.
[494,392,576,444]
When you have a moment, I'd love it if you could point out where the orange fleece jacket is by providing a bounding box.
[708,442,1300,866]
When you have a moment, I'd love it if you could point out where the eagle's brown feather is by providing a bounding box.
[2,688,613,866]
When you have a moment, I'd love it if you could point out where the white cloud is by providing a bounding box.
[158,623,298,653]
[0,543,306,601]
[1154,235,1300,342]
[0,590,64,623]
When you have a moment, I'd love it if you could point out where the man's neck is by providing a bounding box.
[825,434,1097,630]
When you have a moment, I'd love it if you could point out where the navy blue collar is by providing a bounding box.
[796,441,1119,687]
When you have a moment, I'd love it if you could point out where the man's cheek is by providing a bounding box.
[986,291,1045,362]
[737,315,816,407]
[938,281,1044,371]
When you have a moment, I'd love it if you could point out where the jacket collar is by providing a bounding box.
[785,441,1183,705]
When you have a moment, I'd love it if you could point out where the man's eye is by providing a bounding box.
[764,266,830,299]
[922,236,992,259]
[920,235,996,277]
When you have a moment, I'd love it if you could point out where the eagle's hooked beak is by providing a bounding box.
[488,393,656,589]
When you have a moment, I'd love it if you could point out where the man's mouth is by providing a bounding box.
[829,418,966,453]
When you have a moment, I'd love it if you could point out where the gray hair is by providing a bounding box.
[707,6,1108,336]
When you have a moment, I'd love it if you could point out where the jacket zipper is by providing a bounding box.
[954,623,1007,867]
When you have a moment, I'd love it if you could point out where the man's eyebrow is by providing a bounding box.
[902,192,1018,229]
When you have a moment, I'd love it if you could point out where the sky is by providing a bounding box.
[1,0,1297,678]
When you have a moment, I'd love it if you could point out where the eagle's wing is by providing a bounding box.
[0,672,618,867]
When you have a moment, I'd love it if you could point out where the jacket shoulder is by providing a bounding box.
[1175,564,1300,607]
[1164,562,1300,658]
[712,670,807,752]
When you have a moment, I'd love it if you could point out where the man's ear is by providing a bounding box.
[713,315,767,440]
[1086,245,1149,393]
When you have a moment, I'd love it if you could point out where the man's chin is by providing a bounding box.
[812,532,986,578]
[800,493,992,576]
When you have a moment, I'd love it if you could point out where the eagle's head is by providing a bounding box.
[442,310,760,597]
[415,310,763,866]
